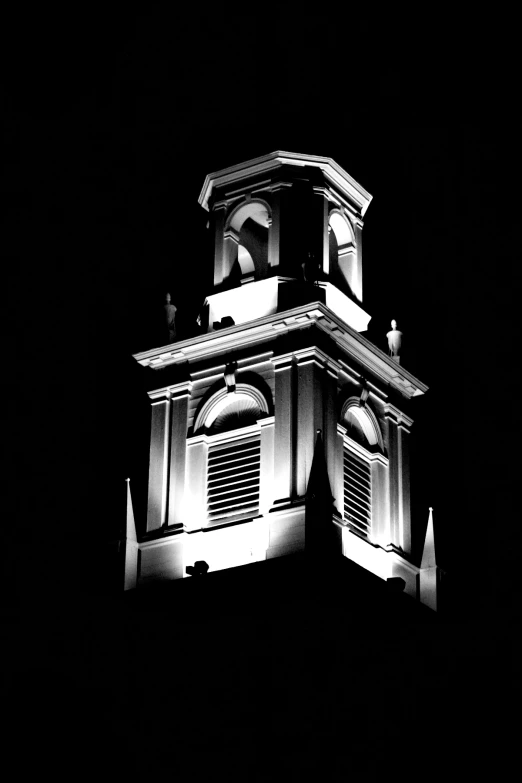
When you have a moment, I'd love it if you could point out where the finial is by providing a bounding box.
[164,292,177,343]
[386,319,402,363]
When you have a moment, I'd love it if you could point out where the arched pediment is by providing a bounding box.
[194,383,270,435]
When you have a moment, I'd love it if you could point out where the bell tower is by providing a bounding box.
[199,151,372,334]
[124,151,440,610]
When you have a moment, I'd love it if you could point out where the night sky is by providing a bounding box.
[3,9,520,614]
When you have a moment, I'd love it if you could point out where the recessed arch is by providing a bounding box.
[224,198,272,283]
[329,209,355,247]
[340,397,383,451]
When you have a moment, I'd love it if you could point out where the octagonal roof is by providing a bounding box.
[198,150,373,216]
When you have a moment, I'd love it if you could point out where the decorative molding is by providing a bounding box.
[199,151,372,216]
[193,383,270,433]
[223,227,240,243]
[268,181,293,192]
[383,403,414,429]
[340,396,385,450]
[272,353,294,371]
[148,381,192,401]
[134,301,428,400]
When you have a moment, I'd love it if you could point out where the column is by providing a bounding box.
[353,219,364,302]
[223,226,240,279]
[146,391,171,534]
[272,354,294,507]
[338,244,357,295]
[335,424,347,521]
[167,382,192,528]
[258,416,275,514]
[397,419,412,555]
[312,186,330,277]
[212,202,227,288]
[324,363,339,510]
[383,409,400,549]
[295,350,325,499]
[267,188,281,272]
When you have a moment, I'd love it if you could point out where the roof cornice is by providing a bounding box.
[133,302,427,400]
[198,151,373,216]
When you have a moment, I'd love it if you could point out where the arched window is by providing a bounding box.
[194,385,271,526]
[340,398,383,539]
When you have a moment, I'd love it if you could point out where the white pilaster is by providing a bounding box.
[383,409,400,549]
[353,219,364,302]
[146,393,171,533]
[397,419,412,555]
[259,416,275,514]
[272,354,294,506]
[212,203,227,287]
[167,382,192,528]
[295,350,325,499]
[312,185,330,277]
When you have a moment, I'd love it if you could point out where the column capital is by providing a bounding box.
[148,380,193,402]
[268,181,293,193]
[312,185,329,198]
[272,353,294,370]
[223,226,240,244]
[294,346,339,373]
[383,403,413,429]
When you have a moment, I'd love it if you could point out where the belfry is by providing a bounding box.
[124,151,441,609]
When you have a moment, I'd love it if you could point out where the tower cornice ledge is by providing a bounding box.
[132,302,427,399]
[198,151,373,216]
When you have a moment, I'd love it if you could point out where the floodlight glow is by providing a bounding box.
[206,278,279,328]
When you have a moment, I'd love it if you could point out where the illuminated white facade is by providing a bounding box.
[125,151,441,608]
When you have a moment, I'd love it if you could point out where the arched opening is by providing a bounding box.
[329,210,358,299]
[226,200,271,284]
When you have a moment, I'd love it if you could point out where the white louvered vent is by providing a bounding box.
[207,435,261,523]
[343,447,372,537]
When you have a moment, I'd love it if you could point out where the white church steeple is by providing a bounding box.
[126,151,442,610]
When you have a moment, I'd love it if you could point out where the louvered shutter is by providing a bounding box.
[207,434,261,522]
[343,446,372,537]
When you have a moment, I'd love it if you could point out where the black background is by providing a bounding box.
[2,9,520,769]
